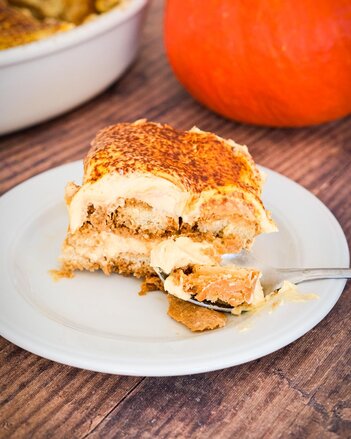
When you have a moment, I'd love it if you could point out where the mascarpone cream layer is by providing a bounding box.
[150,237,217,275]
[68,173,193,233]
[164,276,192,301]
[68,172,277,234]
[247,277,265,305]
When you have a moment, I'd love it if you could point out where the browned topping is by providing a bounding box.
[0,1,72,50]
[167,295,227,332]
[83,120,262,195]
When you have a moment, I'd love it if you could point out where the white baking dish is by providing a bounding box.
[0,0,148,135]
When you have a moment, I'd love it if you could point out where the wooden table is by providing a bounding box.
[1,1,350,437]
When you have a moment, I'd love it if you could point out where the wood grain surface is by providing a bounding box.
[0,1,350,438]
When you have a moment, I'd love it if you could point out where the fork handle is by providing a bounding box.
[277,268,351,285]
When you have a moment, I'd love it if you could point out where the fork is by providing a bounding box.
[155,251,351,313]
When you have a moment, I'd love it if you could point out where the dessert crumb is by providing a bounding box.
[49,269,75,282]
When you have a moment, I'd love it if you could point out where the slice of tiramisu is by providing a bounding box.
[60,119,276,278]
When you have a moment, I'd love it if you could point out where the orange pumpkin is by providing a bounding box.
[164,0,351,127]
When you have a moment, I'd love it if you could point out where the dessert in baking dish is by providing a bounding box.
[0,0,123,50]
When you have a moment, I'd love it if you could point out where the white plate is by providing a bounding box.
[0,162,349,376]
